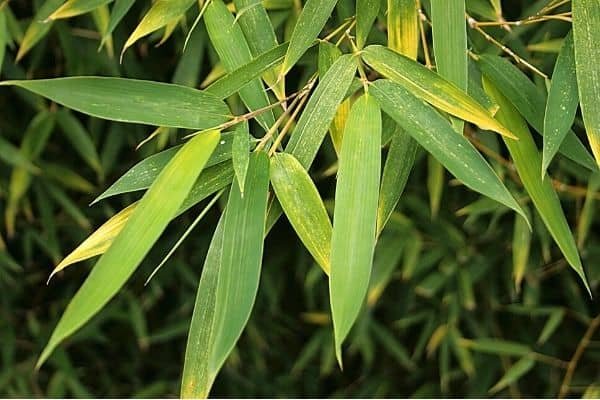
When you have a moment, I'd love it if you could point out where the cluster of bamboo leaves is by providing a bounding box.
[1,0,599,397]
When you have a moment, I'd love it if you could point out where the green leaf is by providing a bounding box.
[0,77,230,130]
[282,0,337,74]
[513,205,531,290]
[0,9,6,76]
[362,45,515,138]
[0,136,39,173]
[427,154,444,218]
[482,77,589,293]
[285,54,357,168]
[573,0,600,167]
[489,356,536,394]
[37,130,221,368]
[16,0,63,61]
[537,309,564,345]
[49,0,113,19]
[204,0,276,131]
[232,123,250,194]
[122,0,195,56]
[371,79,527,225]
[330,94,381,365]
[209,151,270,374]
[476,54,596,172]
[102,0,135,46]
[206,42,288,99]
[543,31,579,175]
[270,153,332,274]
[387,0,418,58]
[356,0,380,49]
[460,338,531,357]
[56,110,102,177]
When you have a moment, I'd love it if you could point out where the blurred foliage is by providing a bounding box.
[1,0,600,397]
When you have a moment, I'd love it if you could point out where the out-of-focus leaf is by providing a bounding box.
[270,152,332,274]
[460,338,531,357]
[0,136,39,173]
[367,232,405,306]
[573,0,600,166]
[476,54,596,172]
[489,356,535,394]
[356,0,380,49]
[37,131,221,368]
[513,206,531,290]
[427,155,444,218]
[330,94,381,365]
[537,309,564,345]
[371,79,527,224]
[543,31,578,175]
[0,9,6,75]
[16,0,63,61]
[282,0,337,74]
[0,78,230,129]
[362,45,515,138]
[122,0,195,56]
[483,77,589,293]
[56,110,102,177]
[577,173,600,249]
[49,0,113,20]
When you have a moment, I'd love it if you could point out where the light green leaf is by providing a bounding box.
[543,31,578,175]
[427,154,444,218]
[0,136,39,173]
[37,130,221,368]
[362,45,515,138]
[482,77,589,293]
[209,151,270,374]
[270,152,332,274]
[460,338,531,357]
[371,79,527,224]
[232,123,250,194]
[356,0,380,49]
[577,173,600,249]
[537,309,564,345]
[387,0,418,58]
[573,0,600,167]
[513,205,531,290]
[16,0,63,61]
[330,94,381,365]
[122,0,195,56]
[102,0,135,46]
[49,0,113,20]
[476,54,596,172]
[0,9,6,75]
[0,77,230,129]
[56,110,102,177]
[204,0,276,131]
[489,356,535,394]
[282,0,337,74]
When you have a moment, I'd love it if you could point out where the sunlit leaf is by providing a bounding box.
[49,0,113,20]
[16,0,63,61]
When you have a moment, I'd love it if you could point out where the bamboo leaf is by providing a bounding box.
[356,0,380,49]
[37,130,221,368]
[204,0,276,131]
[16,0,63,61]
[122,0,195,56]
[209,151,270,374]
[371,79,527,224]
[0,78,230,130]
[362,45,515,138]
[543,31,578,175]
[102,0,135,45]
[0,136,39,173]
[56,110,102,177]
[537,309,564,345]
[270,152,332,274]
[232,123,250,194]
[282,0,337,74]
[330,94,381,365]
[460,338,531,357]
[0,9,6,75]
[482,77,589,293]
[431,0,467,92]
[489,356,535,394]
[387,0,418,59]
[513,205,531,290]
[476,54,596,172]
[49,0,113,20]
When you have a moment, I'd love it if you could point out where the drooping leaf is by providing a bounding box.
[282,0,337,74]
[16,0,63,61]
[102,0,135,45]
[49,0,113,20]
[330,94,381,365]
[37,130,221,368]
[270,152,332,274]
[537,309,564,345]
[56,110,102,177]
[543,31,579,175]
[232,123,250,194]
[489,356,536,394]
[356,0,380,49]
[362,45,515,138]
[513,205,531,290]
[0,78,230,129]
[209,151,270,375]
[483,77,589,293]
[371,79,527,224]
[573,0,600,167]
[476,54,596,172]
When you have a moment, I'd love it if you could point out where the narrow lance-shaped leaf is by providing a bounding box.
[387,0,418,59]
[56,110,102,177]
[489,356,536,394]
[543,31,579,176]
[209,151,270,374]
[102,0,135,46]
[122,0,195,56]
[482,77,589,293]
[356,0,380,49]
[513,205,531,290]
[282,0,338,74]
[362,45,516,139]
[0,78,230,130]
[371,79,528,225]
[232,122,250,194]
[0,9,6,76]
[49,0,113,20]
[476,54,596,172]
[573,0,600,166]
[37,130,221,368]
[330,94,381,365]
[204,0,276,131]
[16,0,63,61]
[270,153,332,274]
